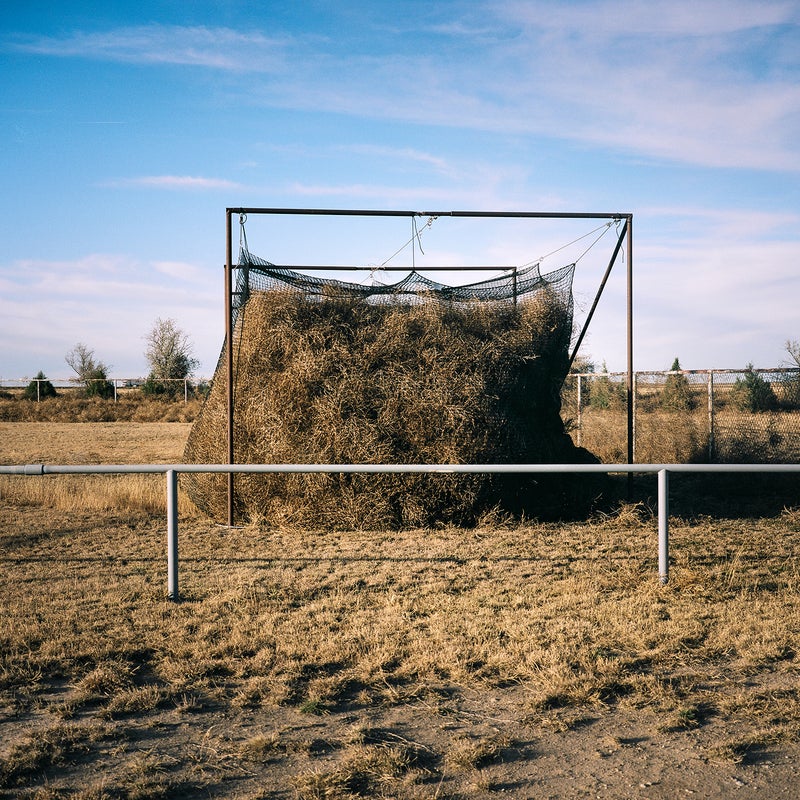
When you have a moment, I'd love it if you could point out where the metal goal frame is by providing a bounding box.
[223,207,633,526]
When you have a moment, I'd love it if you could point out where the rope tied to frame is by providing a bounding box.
[522,220,616,269]
[239,213,249,253]
[380,215,437,269]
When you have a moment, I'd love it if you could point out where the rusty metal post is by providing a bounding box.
[225,210,234,527]
[567,218,628,373]
[627,215,634,466]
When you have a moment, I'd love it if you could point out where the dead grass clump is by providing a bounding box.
[293,738,429,799]
[0,475,169,515]
[185,290,599,528]
[0,722,99,788]
[634,410,710,463]
[445,734,510,771]
[0,395,203,423]
[4,482,800,795]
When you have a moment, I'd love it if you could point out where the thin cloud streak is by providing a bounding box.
[7,25,288,72]
[287,182,447,202]
[0,254,219,378]
[8,8,799,171]
[501,0,799,36]
[104,175,246,191]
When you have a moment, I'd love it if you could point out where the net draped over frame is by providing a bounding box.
[183,248,602,528]
[233,247,575,328]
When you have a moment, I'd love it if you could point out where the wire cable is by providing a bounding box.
[521,220,614,268]
[379,215,437,267]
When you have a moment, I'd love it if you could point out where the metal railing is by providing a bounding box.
[2,462,798,601]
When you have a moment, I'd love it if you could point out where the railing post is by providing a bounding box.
[632,371,638,463]
[167,469,179,601]
[658,468,669,585]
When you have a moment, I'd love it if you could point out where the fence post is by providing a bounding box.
[707,370,715,461]
[167,469,179,601]
[658,468,669,584]
[576,375,582,447]
[632,372,638,463]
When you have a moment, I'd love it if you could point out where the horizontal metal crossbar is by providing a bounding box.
[227,208,629,220]
[240,265,523,272]
[5,461,797,600]
[4,463,798,476]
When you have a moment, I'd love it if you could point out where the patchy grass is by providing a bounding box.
[1,423,800,798]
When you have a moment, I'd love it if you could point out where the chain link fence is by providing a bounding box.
[562,368,800,464]
[4,369,799,465]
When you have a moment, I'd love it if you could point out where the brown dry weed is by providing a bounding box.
[2,423,800,798]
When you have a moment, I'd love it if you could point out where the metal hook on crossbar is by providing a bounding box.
[239,214,249,253]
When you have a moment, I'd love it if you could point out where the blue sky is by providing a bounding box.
[1,1,799,380]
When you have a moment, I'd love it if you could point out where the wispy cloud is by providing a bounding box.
[153,261,208,282]
[288,182,445,202]
[343,145,454,175]
[0,254,219,377]
[105,175,245,191]
[7,25,288,71]
[267,1,800,171]
[503,0,799,36]
[6,4,800,172]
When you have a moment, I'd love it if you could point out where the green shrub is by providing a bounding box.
[23,371,58,400]
[589,362,626,410]
[84,369,115,399]
[661,358,693,411]
[731,364,778,412]
[141,376,181,398]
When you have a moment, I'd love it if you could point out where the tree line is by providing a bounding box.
[22,318,200,400]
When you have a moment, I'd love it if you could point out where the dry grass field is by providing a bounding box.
[2,419,800,798]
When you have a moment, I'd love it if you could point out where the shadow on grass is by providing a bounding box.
[625,472,800,520]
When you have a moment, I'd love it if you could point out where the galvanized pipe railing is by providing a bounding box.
[3,462,798,601]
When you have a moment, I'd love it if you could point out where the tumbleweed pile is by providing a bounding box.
[183,288,599,528]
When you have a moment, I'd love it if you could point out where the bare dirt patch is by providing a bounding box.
[1,423,799,798]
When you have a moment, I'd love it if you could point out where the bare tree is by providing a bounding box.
[65,343,113,397]
[143,318,199,395]
[785,340,800,407]
[786,339,800,368]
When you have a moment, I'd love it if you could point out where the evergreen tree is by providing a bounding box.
[589,361,625,410]
[23,370,57,400]
[661,357,693,411]
[732,363,778,412]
